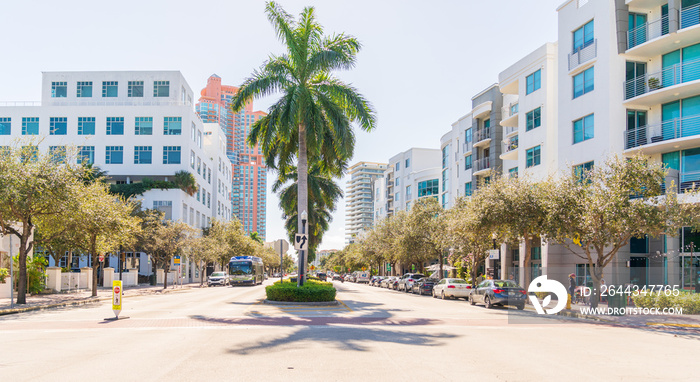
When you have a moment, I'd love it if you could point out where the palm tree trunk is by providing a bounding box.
[297,124,308,287]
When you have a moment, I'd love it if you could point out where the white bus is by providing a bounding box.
[228,256,264,286]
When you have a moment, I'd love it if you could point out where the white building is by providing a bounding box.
[0,71,233,280]
[440,112,473,210]
[385,148,441,213]
[345,161,387,244]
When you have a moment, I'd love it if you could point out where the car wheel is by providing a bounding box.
[470,295,476,305]
[432,290,436,298]
[485,296,493,309]
[517,304,525,310]
[441,291,446,300]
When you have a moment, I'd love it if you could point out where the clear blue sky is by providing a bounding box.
[0,0,563,251]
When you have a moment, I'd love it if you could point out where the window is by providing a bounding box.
[406,185,412,199]
[197,130,202,148]
[465,154,472,170]
[164,117,182,135]
[405,158,410,168]
[78,117,95,135]
[442,169,449,192]
[49,117,67,135]
[526,107,541,131]
[526,145,541,168]
[78,146,95,165]
[134,146,152,164]
[573,20,594,52]
[573,114,594,143]
[128,81,143,97]
[22,117,39,135]
[51,82,67,98]
[153,81,170,97]
[465,128,472,143]
[153,201,173,220]
[442,145,449,168]
[208,168,211,184]
[197,157,201,175]
[509,167,519,178]
[105,146,124,164]
[191,123,196,141]
[418,179,439,197]
[395,192,400,202]
[163,146,181,164]
[102,81,118,97]
[464,182,472,196]
[190,150,195,169]
[526,69,541,94]
[573,67,595,98]
[21,146,38,162]
[395,162,400,171]
[573,161,594,180]
[76,82,92,97]
[135,117,153,135]
[394,177,399,186]
[0,118,9,135]
[49,146,66,163]
[106,117,124,135]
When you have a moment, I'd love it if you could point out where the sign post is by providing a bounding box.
[108,280,123,320]
[274,239,289,284]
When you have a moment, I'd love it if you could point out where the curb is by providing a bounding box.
[263,299,340,306]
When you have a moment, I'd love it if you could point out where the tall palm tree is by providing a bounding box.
[231,2,376,284]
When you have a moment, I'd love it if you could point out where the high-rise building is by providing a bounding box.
[345,161,387,244]
[197,75,267,239]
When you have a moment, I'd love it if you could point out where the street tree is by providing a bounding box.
[404,198,448,276]
[0,143,87,304]
[231,1,376,284]
[546,155,700,308]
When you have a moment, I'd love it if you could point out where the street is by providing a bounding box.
[1,280,698,382]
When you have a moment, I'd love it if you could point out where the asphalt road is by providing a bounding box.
[1,280,698,382]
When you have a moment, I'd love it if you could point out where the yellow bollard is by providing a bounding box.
[566,293,572,310]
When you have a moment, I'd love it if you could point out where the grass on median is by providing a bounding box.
[265,279,336,302]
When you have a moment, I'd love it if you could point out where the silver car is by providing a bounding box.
[208,271,229,287]
[432,278,472,300]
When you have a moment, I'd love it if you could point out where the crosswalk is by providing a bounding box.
[247,300,352,317]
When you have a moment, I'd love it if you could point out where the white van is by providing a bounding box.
[356,272,370,283]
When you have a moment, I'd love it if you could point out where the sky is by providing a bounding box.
[0,0,564,251]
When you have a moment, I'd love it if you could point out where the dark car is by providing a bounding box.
[332,274,344,282]
[412,278,438,295]
[316,272,327,281]
[469,279,527,309]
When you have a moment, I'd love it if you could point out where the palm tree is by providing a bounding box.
[231,2,376,284]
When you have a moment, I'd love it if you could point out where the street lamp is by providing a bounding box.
[298,210,308,287]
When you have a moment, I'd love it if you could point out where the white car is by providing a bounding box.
[432,278,472,300]
[208,271,229,287]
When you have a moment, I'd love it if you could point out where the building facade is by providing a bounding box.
[197,75,267,239]
[345,161,387,244]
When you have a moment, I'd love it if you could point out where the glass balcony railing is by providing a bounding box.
[624,57,700,100]
[681,4,700,30]
[568,39,597,71]
[474,127,491,143]
[624,115,700,149]
[503,135,518,153]
[473,157,491,173]
[627,14,669,49]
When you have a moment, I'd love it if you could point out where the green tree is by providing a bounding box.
[404,198,448,277]
[249,232,264,245]
[231,1,376,284]
[0,143,87,304]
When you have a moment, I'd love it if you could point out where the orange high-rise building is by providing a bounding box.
[197,74,267,239]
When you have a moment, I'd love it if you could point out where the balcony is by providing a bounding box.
[568,39,597,71]
[681,4,700,30]
[473,127,491,148]
[472,157,491,176]
[624,58,700,106]
[463,141,473,155]
[500,102,519,127]
[627,14,669,50]
[500,135,518,161]
[623,115,700,153]
[503,125,518,138]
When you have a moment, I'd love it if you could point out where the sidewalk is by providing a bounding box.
[555,301,700,328]
[0,282,204,315]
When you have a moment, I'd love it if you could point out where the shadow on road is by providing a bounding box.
[226,325,459,354]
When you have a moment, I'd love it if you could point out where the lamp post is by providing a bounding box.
[298,210,307,287]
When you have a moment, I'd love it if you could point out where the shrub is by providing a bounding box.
[632,291,700,314]
[266,279,336,302]
[0,267,8,283]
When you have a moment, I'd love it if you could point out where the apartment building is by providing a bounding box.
[345,161,387,244]
[439,112,473,209]
[0,71,232,280]
[384,148,441,214]
[197,75,267,239]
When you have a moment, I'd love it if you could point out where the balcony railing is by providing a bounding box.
[624,57,700,100]
[681,4,700,30]
[627,14,669,49]
[473,157,491,173]
[474,127,491,143]
[624,115,700,149]
[503,125,518,136]
[503,135,518,153]
[568,39,597,71]
[463,141,472,153]
[501,102,519,119]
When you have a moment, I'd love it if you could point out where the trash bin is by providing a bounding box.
[150,274,156,286]
[607,293,627,316]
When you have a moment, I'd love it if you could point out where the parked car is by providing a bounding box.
[398,273,425,292]
[412,278,438,295]
[344,274,353,282]
[333,274,344,282]
[432,278,472,300]
[469,279,527,309]
[316,272,327,281]
[208,271,229,287]
[273,273,281,278]
[389,277,400,290]
[356,272,370,283]
[380,276,394,288]
[264,272,268,280]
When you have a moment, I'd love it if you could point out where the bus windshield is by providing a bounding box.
[230,262,252,275]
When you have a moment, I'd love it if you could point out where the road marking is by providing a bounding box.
[646,322,700,328]
[337,299,353,312]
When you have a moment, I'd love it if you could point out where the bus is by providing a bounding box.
[228,256,264,285]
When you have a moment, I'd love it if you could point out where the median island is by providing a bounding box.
[265,279,336,303]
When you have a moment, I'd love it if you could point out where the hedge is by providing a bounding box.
[265,279,336,302]
[632,291,700,314]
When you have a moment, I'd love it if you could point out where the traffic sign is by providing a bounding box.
[488,249,500,260]
[98,254,104,262]
[174,256,180,265]
[273,239,289,253]
[294,234,308,250]
[112,280,122,318]
[310,265,315,271]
